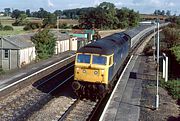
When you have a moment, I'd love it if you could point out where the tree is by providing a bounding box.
[12,13,28,26]
[154,10,158,15]
[26,9,31,17]
[4,8,11,16]
[161,10,165,16]
[31,8,49,19]
[116,7,139,28]
[43,13,56,28]
[163,27,180,48]
[38,8,49,19]
[79,7,108,29]
[166,10,171,16]
[31,29,56,59]
[54,10,62,17]
[11,9,25,19]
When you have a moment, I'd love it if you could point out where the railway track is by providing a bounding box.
[0,63,74,121]
[58,98,103,121]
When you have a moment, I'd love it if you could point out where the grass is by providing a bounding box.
[0,26,29,36]
[0,17,78,36]
[160,79,180,99]
[0,68,5,75]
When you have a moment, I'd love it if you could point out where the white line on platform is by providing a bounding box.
[0,55,75,92]
[99,55,134,121]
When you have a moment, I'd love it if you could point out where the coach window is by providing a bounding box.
[4,49,9,59]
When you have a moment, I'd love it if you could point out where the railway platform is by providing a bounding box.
[100,34,157,121]
[0,51,75,95]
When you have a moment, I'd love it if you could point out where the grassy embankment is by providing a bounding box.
[144,25,180,102]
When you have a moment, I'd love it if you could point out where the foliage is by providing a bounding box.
[42,13,57,28]
[26,9,31,17]
[162,26,180,48]
[11,9,25,19]
[166,16,180,26]
[154,10,170,16]
[0,22,3,30]
[54,10,62,17]
[116,7,140,28]
[4,8,11,16]
[3,25,14,31]
[171,45,180,63]
[79,8,108,29]
[59,23,69,29]
[12,13,28,26]
[31,8,50,19]
[31,29,56,59]
[160,79,180,99]
[79,2,140,29]
[0,68,5,75]
[23,22,41,31]
[62,7,94,19]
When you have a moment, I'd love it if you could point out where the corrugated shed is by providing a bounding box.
[3,33,35,49]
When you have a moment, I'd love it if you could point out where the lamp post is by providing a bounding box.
[153,25,156,61]
[156,22,160,110]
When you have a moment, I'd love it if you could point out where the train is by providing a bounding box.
[72,23,168,99]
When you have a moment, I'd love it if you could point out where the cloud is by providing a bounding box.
[48,0,54,7]
[93,0,101,6]
[115,2,123,6]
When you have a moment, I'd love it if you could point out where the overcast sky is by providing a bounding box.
[0,0,179,15]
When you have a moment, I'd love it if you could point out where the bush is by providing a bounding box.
[12,20,28,26]
[160,80,180,99]
[23,22,41,31]
[0,68,5,75]
[31,29,56,59]
[3,25,14,31]
[0,22,3,30]
[171,45,180,63]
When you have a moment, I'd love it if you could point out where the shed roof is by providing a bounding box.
[3,33,35,49]
[50,30,70,41]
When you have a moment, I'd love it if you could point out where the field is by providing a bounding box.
[99,29,125,38]
[0,17,78,36]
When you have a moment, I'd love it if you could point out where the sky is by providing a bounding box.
[0,0,179,15]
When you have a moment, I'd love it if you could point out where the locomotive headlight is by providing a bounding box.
[94,70,98,75]
[83,69,86,73]
[102,70,104,74]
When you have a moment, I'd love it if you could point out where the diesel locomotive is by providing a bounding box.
[72,32,131,98]
[72,24,166,99]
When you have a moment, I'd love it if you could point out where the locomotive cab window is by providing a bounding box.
[77,54,90,63]
[92,55,106,65]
